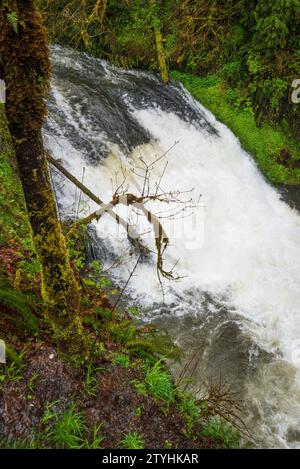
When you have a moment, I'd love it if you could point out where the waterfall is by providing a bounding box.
[44,45,300,448]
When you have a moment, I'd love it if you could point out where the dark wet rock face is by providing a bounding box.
[287,427,300,443]
[277,185,300,212]
[154,305,273,395]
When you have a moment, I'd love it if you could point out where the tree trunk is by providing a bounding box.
[0,0,87,360]
[151,0,169,84]
[154,27,169,85]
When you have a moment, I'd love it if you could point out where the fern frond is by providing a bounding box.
[6,12,19,34]
[0,278,39,333]
[126,334,181,361]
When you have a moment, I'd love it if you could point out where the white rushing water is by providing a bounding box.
[45,47,300,448]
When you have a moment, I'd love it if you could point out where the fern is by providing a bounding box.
[126,332,181,361]
[126,338,179,360]
[0,278,39,333]
[6,12,19,34]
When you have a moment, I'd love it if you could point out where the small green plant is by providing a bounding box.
[145,361,174,406]
[7,12,19,33]
[0,345,29,384]
[94,305,112,321]
[112,353,130,369]
[0,437,37,449]
[107,319,137,344]
[18,257,41,279]
[84,424,105,449]
[202,418,240,448]
[165,439,172,449]
[178,391,201,435]
[82,260,112,290]
[133,405,143,419]
[128,305,140,317]
[119,431,144,449]
[178,392,200,421]
[27,372,40,400]
[132,380,148,397]
[0,277,39,333]
[84,361,105,396]
[43,402,86,449]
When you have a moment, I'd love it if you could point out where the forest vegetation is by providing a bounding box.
[0,0,299,451]
[37,0,300,183]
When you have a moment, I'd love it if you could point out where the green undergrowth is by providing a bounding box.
[172,71,300,185]
[0,333,243,449]
[0,107,31,247]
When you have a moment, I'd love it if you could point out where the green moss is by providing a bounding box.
[171,71,300,185]
[0,107,31,247]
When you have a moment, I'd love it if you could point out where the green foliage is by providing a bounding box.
[18,257,41,279]
[42,402,86,449]
[109,319,181,361]
[172,71,300,184]
[119,431,144,449]
[27,372,40,400]
[112,352,130,369]
[84,361,104,396]
[81,259,112,290]
[83,424,105,449]
[40,401,105,448]
[133,405,143,418]
[177,391,201,436]
[178,392,200,421]
[6,12,18,34]
[0,437,37,449]
[145,360,174,405]
[128,305,140,317]
[0,345,29,384]
[202,417,240,449]
[0,108,30,246]
[37,0,300,137]
[0,277,39,333]
[132,379,148,397]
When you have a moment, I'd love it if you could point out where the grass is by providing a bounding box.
[171,71,300,185]
[42,402,86,449]
[42,401,105,449]
[202,417,240,449]
[145,360,174,406]
[119,431,145,449]
[112,352,130,369]
[0,345,29,385]
[84,361,102,397]
[83,424,105,449]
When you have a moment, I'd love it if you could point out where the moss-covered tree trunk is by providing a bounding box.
[154,26,169,85]
[150,0,169,84]
[0,0,86,360]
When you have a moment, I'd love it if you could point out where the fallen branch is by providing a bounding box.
[46,152,141,244]
[72,193,176,280]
